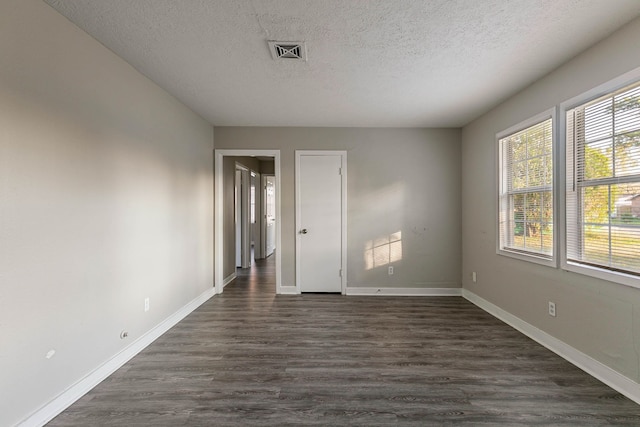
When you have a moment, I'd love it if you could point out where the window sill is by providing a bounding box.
[562,261,640,290]
[497,247,556,268]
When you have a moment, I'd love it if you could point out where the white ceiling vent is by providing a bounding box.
[268,41,307,61]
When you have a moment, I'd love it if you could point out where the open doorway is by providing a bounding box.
[215,149,282,295]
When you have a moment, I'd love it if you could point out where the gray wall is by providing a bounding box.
[461,16,640,383]
[261,159,275,175]
[215,127,462,291]
[0,1,214,425]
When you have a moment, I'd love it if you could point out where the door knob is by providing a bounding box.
[300,229,308,234]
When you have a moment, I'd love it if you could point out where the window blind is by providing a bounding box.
[499,118,553,257]
[566,82,640,276]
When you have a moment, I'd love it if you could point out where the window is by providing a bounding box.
[498,113,554,264]
[566,80,640,283]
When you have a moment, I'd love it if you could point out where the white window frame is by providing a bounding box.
[496,108,558,267]
[560,67,640,289]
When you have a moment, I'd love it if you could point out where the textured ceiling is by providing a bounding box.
[45,0,640,128]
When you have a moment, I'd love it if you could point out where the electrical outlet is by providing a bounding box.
[548,301,556,317]
[388,266,394,275]
[144,297,150,312]
[472,272,477,283]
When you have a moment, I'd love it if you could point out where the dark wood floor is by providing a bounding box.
[49,256,640,426]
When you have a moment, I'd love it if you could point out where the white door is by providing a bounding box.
[296,151,346,293]
[264,175,276,257]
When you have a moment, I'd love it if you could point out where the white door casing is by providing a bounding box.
[295,151,347,293]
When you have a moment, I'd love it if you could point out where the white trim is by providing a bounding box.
[214,151,223,295]
[274,154,282,294]
[295,150,348,295]
[562,261,640,289]
[222,272,236,288]
[277,286,299,295]
[215,149,282,294]
[239,167,251,268]
[293,151,300,295]
[462,289,640,405]
[340,153,347,295]
[495,248,556,267]
[18,287,216,427]
[496,107,558,268]
[346,287,462,296]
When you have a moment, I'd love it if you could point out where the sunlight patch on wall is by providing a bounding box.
[364,231,402,270]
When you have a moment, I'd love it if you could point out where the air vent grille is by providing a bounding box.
[275,44,301,59]
[268,41,307,61]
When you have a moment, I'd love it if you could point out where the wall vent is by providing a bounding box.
[268,41,307,61]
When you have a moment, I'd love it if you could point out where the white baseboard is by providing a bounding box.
[277,286,299,295]
[462,289,640,405]
[346,287,462,296]
[18,287,217,427]
[222,272,236,288]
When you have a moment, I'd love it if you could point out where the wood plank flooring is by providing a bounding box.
[49,256,640,426]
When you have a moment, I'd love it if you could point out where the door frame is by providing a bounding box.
[215,149,282,295]
[295,150,347,294]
